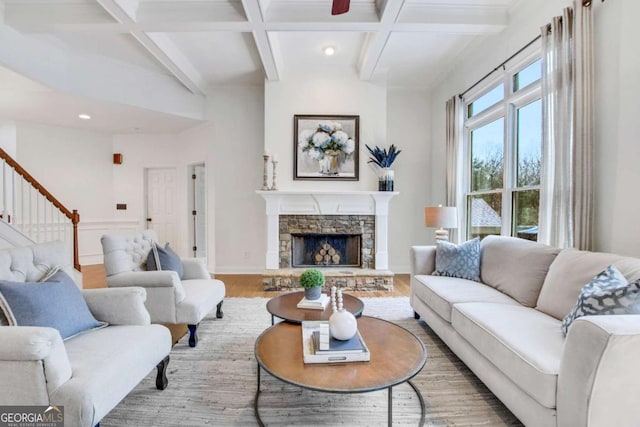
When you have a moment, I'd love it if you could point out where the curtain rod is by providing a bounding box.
[458,0,604,99]
[458,34,542,100]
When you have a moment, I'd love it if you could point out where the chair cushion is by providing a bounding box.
[176,279,226,324]
[147,243,184,279]
[452,302,564,409]
[433,238,480,282]
[0,271,104,339]
[412,275,518,322]
[561,265,640,335]
[480,235,560,307]
[54,324,171,424]
[537,249,640,320]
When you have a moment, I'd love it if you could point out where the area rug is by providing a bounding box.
[100,297,522,426]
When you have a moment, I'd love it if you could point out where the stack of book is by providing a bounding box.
[296,294,330,310]
[301,321,370,364]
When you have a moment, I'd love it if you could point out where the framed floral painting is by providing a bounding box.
[293,114,359,181]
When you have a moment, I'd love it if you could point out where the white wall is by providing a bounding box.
[592,0,640,256]
[387,88,431,270]
[206,86,265,273]
[15,122,117,263]
[264,71,386,192]
[112,134,193,258]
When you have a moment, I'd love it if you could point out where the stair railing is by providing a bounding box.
[0,148,80,270]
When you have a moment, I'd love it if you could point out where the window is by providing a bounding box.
[463,56,541,241]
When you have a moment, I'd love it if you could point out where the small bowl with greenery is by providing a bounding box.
[299,268,325,300]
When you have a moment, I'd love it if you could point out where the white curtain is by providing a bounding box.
[538,2,594,250]
[445,95,463,243]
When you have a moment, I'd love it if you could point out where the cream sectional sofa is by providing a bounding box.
[0,241,172,427]
[410,235,640,427]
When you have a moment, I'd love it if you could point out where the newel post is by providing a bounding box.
[72,209,81,271]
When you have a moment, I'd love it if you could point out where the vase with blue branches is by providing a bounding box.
[365,144,402,191]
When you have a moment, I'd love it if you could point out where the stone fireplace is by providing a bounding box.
[281,215,374,269]
[257,190,398,292]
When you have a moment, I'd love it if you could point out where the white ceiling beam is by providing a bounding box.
[358,0,404,81]
[95,0,207,95]
[241,0,279,81]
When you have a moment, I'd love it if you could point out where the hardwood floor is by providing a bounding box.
[81,265,411,297]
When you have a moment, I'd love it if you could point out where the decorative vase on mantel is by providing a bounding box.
[321,150,341,176]
[378,167,394,191]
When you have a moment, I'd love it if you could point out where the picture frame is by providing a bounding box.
[293,114,359,181]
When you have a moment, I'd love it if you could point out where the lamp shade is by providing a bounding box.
[424,206,458,229]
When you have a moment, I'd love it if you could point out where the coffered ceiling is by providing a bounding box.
[0,0,518,133]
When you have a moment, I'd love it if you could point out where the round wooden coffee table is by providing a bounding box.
[266,291,364,325]
[254,316,427,426]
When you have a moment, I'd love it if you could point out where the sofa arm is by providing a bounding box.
[557,315,640,427]
[410,246,436,276]
[181,257,210,280]
[82,287,151,325]
[106,271,185,302]
[0,327,72,401]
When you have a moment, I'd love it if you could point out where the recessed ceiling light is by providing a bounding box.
[323,46,336,56]
[78,114,91,120]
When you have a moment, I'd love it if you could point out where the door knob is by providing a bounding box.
[146,218,152,222]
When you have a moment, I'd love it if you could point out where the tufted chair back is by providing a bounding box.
[101,230,157,277]
[0,241,77,284]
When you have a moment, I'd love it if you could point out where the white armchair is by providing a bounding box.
[0,241,171,427]
[101,230,225,347]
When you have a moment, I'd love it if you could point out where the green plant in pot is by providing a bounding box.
[299,268,325,300]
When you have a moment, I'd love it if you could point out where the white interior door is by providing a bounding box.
[146,168,177,245]
[192,164,207,258]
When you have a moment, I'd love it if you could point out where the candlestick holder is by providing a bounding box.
[270,160,279,191]
[261,155,270,191]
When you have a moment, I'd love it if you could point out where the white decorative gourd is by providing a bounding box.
[329,287,357,340]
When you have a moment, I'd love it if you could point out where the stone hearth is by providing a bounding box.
[262,268,394,292]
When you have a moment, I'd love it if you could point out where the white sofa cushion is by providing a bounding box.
[537,249,640,320]
[413,275,518,322]
[101,230,156,275]
[480,235,560,307]
[451,302,564,409]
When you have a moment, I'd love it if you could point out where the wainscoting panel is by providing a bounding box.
[78,220,140,265]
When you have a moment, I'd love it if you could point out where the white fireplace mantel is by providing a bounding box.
[257,190,399,270]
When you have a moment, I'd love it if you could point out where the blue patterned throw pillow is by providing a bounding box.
[433,238,481,282]
[561,265,640,336]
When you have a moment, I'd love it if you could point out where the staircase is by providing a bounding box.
[0,148,80,270]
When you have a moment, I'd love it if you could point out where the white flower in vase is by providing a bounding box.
[343,139,355,154]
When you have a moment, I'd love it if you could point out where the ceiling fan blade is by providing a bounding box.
[331,0,350,15]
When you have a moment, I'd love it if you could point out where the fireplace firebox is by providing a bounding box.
[292,234,361,268]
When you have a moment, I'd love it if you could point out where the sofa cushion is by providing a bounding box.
[537,249,640,320]
[480,236,560,307]
[561,265,640,335]
[101,230,156,276]
[452,302,564,409]
[0,271,104,339]
[413,275,518,322]
[433,238,480,282]
[147,243,184,279]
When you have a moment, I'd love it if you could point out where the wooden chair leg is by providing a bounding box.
[188,324,199,347]
[156,355,169,390]
[216,300,224,319]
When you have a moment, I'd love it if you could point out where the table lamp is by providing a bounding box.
[424,205,458,242]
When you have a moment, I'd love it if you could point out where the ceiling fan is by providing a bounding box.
[331,0,350,15]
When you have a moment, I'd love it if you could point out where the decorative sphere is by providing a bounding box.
[329,309,357,340]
